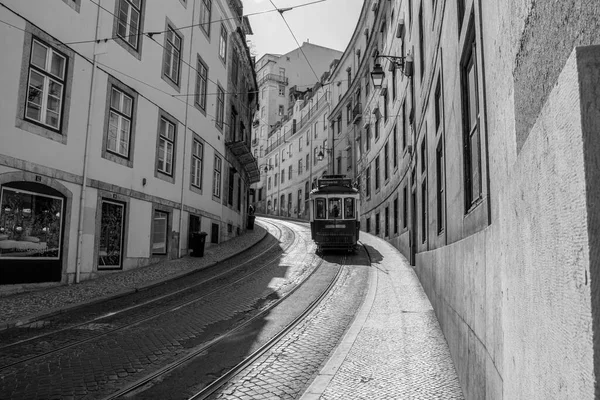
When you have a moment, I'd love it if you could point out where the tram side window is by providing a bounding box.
[344,198,355,219]
[329,198,341,218]
[316,198,327,219]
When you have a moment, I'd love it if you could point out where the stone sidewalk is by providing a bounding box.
[0,222,268,331]
[300,231,465,400]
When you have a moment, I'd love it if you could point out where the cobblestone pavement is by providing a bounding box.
[301,232,464,400]
[0,220,270,330]
[0,219,323,399]
[210,249,370,400]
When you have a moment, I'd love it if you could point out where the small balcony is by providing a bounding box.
[352,102,362,124]
[258,73,289,87]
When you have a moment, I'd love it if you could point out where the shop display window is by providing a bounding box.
[0,187,63,259]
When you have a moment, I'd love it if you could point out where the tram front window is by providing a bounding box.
[315,198,326,219]
[329,198,342,218]
[344,198,355,219]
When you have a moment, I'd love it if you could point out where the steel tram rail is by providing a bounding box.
[0,220,294,371]
[103,254,347,400]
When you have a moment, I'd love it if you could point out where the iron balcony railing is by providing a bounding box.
[258,73,289,87]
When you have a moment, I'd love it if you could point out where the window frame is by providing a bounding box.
[156,116,176,177]
[213,155,222,199]
[215,84,225,130]
[194,55,208,112]
[113,0,145,58]
[191,137,204,190]
[151,209,169,255]
[199,0,212,37]
[219,24,228,63]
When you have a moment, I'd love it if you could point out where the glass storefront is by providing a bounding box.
[0,187,63,259]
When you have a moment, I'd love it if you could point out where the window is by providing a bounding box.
[25,39,67,131]
[231,51,239,86]
[281,170,285,184]
[344,198,355,219]
[462,31,482,209]
[419,5,425,81]
[393,198,399,234]
[108,87,133,158]
[298,159,303,174]
[315,198,326,219]
[116,0,142,49]
[152,210,168,254]
[366,217,371,233]
[421,180,427,243]
[279,67,286,77]
[393,124,398,168]
[191,139,203,188]
[366,165,371,198]
[375,114,380,139]
[346,103,352,124]
[365,124,371,151]
[275,154,279,167]
[375,155,380,190]
[99,200,125,269]
[229,107,237,140]
[274,173,278,186]
[278,105,284,116]
[402,102,407,149]
[375,213,380,235]
[306,154,310,169]
[213,155,222,197]
[347,68,352,85]
[268,177,272,190]
[384,142,389,180]
[163,26,182,85]
[261,106,265,118]
[216,85,224,129]
[199,0,211,35]
[299,136,303,151]
[157,117,176,176]
[279,85,285,96]
[0,186,64,260]
[228,168,234,206]
[288,143,293,157]
[323,112,328,129]
[392,65,397,100]
[288,165,292,180]
[436,142,445,233]
[313,147,318,165]
[403,186,408,228]
[219,24,228,62]
[383,90,389,122]
[421,138,427,172]
[337,115,342,135]
[385,207,389,237]
[435,77,442,132]
[195,56,208,110]
[337,156,342,174]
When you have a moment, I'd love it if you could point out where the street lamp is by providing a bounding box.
[317,146,332,161]
[370,52,413,89]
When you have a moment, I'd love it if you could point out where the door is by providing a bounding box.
[411,190,417,266]
[99,200,125,269]
[211,223,219,244]
[188,214,201,250]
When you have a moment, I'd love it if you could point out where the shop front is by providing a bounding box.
[0,181,67,284]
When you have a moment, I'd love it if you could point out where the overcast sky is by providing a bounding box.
[242,0,364,58]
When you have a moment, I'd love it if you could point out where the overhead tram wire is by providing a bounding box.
[268,0,321,82]
[64,0,328,46]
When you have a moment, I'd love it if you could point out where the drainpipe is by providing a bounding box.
[75,1,102,284]
[178,0,197,258]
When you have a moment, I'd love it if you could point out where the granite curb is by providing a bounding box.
[0,226,268,332]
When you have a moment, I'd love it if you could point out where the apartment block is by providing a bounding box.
[0,0,258,285]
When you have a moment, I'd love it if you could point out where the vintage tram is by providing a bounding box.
[309,175,360,252]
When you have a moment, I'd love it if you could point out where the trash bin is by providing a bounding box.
[247,215,256,230]
[191,232,208,257]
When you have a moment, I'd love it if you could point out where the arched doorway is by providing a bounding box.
[0,180,67,284]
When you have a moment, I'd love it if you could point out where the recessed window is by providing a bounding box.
[436,142,445,233]
[191,139,203,189]
[366,165,371,198]
[26,39,66,131]
[384,142,389,180]
[393,197,399,234]
[200,0,211,36]
[366,217,371,233]
[195,56,208,110]
[403,186,408,228]
[163,26,182,85]
[152,210,168,255]
[375,213,380,235]
[278,85,285,96]
[219,24,228,62]
[393,124,398,167]
[421,179,427,243]
[216,85,224,129]
[375,155,380,190]
[116,0,142,49]
[385,207,389,237]
[157,117,176,176]
[213,155,222,198]
[108,87,133,158]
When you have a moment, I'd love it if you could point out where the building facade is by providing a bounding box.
[250,43,342,213]
[0,0,258,286]
[328,0,600,398]
[260,81,331,219]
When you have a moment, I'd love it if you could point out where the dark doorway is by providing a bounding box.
[211,223,219,244]
[411,190,417,266]
[188,214,201,250]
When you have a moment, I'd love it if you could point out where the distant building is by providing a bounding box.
[330,0,600,398]
[0,0,257,285]
[250,43,342,213]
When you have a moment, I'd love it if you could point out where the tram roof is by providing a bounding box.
[310,185,359,195]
